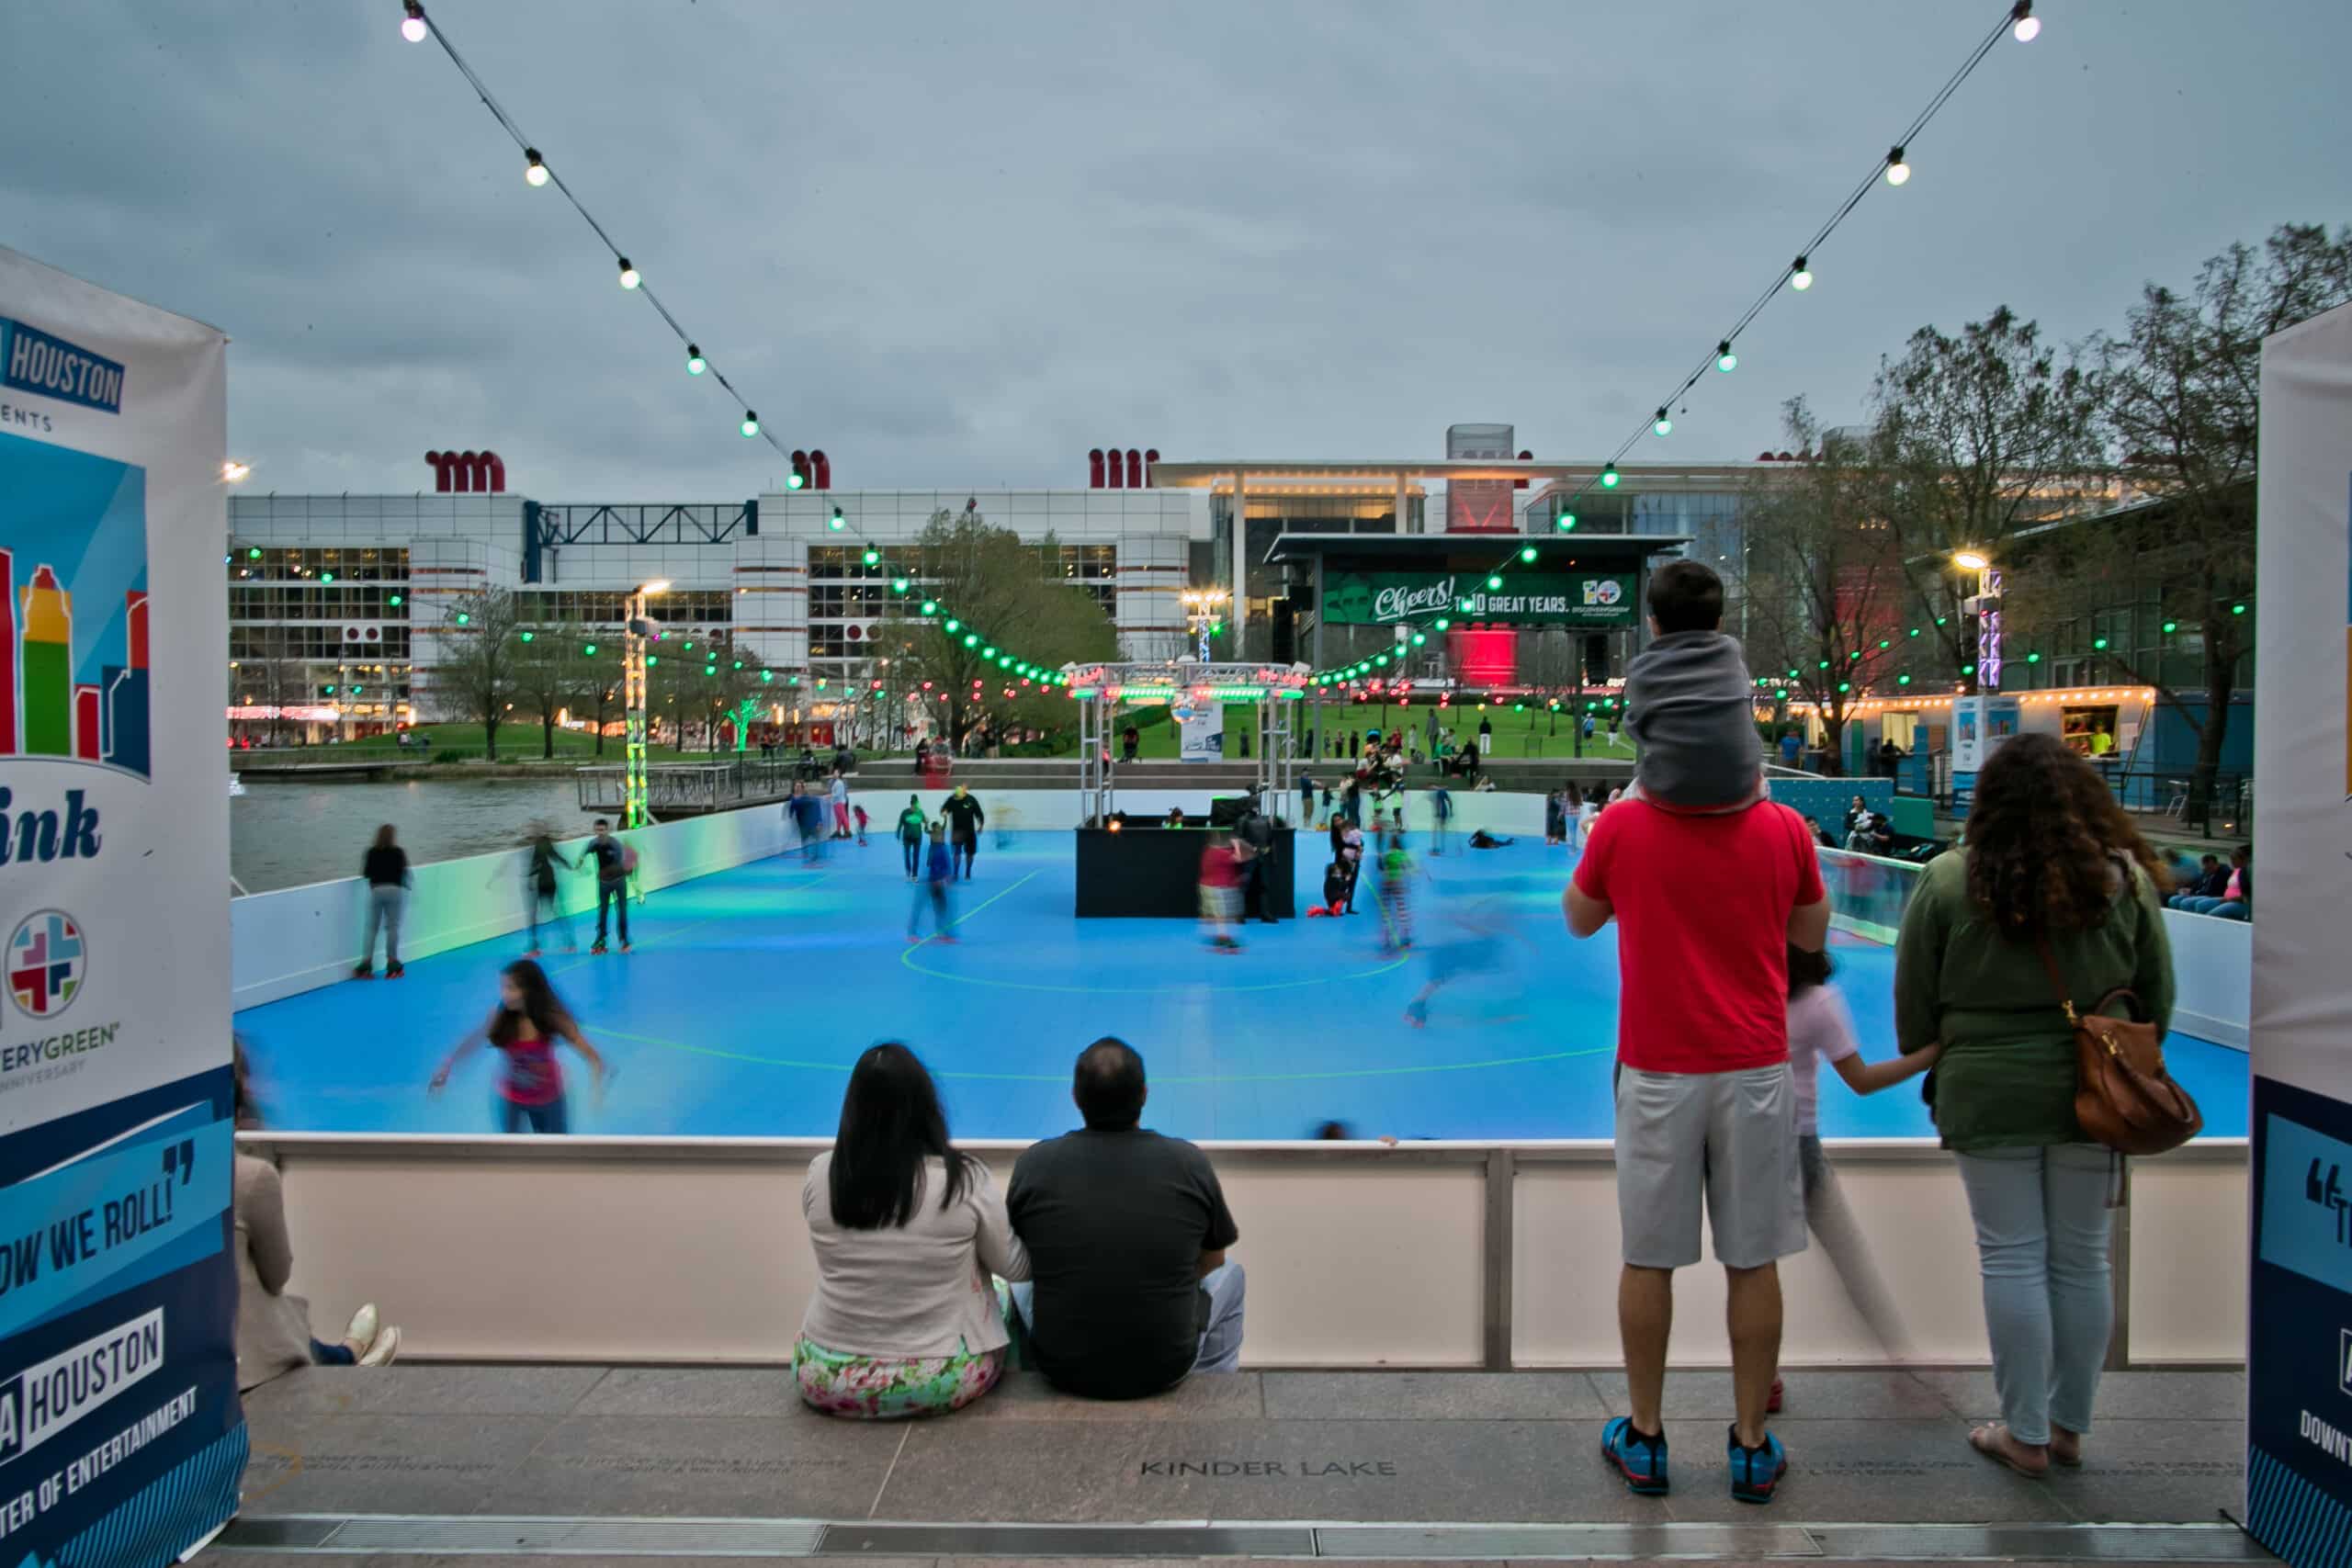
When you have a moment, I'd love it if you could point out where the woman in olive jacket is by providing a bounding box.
[1893,734,2175,1479]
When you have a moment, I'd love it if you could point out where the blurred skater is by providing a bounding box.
[908,823,957,942]
[1770,942,1941,1408]
[521,822,574,954]
[1402,897,1526,1028]
[354,824,410,979]
[897,795,927,879]
[1374,829,1417,953]
[430,959,608,1134]
[1199,831,1246,953]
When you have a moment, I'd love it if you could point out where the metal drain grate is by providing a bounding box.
[216,1514,2266,1561]
[1312,1522,1816,1560]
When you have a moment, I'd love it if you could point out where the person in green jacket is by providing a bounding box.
[896,795,928,881]
[1893,733,2175,1481]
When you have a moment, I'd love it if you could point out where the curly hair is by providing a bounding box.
[1963,732,2161,934]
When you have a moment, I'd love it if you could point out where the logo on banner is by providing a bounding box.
[2341,1328,2352,1398]
[2312,1156,2350,1247]
[0,318,126,416]
[6,910,85,1020]
[1582,578,1624,606]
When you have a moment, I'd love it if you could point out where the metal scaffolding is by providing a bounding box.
[1065,660,1312,824]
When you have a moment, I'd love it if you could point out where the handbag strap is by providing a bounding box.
[2030,933,2080,1026]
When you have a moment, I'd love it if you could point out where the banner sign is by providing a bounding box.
[1322,570,1634,627]
[1948,694,2020,774]
[1172,694,1226,761]
[2245,298,2352,1568]
[0,248,242,1568]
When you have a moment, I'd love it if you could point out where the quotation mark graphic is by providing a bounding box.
[160,1137,195,1187]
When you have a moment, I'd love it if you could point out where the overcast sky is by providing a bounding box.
[5,1,2346,501]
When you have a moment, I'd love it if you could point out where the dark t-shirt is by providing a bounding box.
[362,845,408,886]
[1008,1127,1239,1399]
[586,836,628,882]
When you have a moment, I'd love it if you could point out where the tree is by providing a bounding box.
[510,619,608,760]
[2076,222,2352,808]
[1871,306,2102,688]
[231,623,313,748]
[888,507,1118,751]
[1741,400,1911,773]
[431,588,525,760]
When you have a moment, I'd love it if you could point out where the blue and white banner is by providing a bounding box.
[0,248,241,1568]
[2247,298,2352,1568]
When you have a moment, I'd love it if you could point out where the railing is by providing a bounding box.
[575,760,800,814]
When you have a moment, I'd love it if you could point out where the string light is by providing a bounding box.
[1791,256,1814,291]
[1652,410,1673,437]
[686,344,706,376]
[1600,466,1621,489]
[827,508,845,531]
[524,149,548,186]
[400,0,427,42]
[1519,546,1538,562]
[616,256,640,289]
[1555,511,1577,533]
[1884,146,1911,186]
[739,411,759,438]
[1715,342,1736,373]
[2011,1,2040,42]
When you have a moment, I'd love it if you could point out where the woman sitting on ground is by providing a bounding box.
[233,1045,401,1388]
[798,1043,1029,1417]
[1892,733,2175,1478]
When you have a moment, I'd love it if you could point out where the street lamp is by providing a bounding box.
[1951,549,2001,692]
[621,579,672,827]
[1180,588,1229,661]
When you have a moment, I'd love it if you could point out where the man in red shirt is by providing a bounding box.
[1566,754,1828,1504]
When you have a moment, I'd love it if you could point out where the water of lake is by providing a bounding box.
[231,777,600,892]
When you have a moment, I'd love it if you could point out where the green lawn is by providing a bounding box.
[1110,704,1638,762]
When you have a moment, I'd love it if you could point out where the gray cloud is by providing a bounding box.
[4,0,2346,499]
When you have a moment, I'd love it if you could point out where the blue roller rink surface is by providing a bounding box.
[234,831,2248,1143]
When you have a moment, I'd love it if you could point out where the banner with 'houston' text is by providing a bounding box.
[0,248,243,1568]
[2245,298,2352,1568]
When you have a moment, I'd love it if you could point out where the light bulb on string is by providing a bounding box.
[401,0,427,42]
[1652,409,1672,437]
[1519,546,1537,562]
[1790,255,1814,291]
[1600,465,1621,489]
[739,411,759,438]
[1884,146,1910,186]
[685,344,706,376]
[617,257,640,289]
[1555,511,1577,533]
[2010,1,2040,41]
[524,149,548,186]
[1715,342,1736,373]
[827,508,845,531]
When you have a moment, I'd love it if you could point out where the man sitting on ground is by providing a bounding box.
[1008,1039,1244,1398]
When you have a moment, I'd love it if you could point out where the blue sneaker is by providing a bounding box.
[1727,1425,1787,1504]
[1600,1416,1669,1495]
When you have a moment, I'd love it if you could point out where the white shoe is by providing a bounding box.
[358,1325,401,1367]
[344,1303,379,1348]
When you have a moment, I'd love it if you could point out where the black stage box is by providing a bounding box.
[1073,825,1295,919]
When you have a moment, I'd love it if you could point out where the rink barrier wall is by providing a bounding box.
[238,1132,2247,1371]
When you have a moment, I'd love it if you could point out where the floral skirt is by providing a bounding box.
[794,1336,1004,1419]
[794,1280,1016,1419]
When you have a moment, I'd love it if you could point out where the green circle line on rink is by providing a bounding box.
[595,1026,1612,1087]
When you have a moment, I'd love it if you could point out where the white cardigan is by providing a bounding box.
[799,1154,1030,1359]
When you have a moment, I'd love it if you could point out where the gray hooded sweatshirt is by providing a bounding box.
[1623,630,1763,807]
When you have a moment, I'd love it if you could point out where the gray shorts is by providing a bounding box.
[1614,1064,1807,1271]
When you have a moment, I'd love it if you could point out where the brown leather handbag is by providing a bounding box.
[2036,939,2203,1156]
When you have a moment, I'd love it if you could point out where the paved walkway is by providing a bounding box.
[210,1366,2266,1566]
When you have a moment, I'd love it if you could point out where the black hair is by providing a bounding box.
[1074,1036,1147,1130]
[593,818,611,829]
[2231,843,2251,864]
[1786,942,1833,996]
[232,1036,262,1130]
[828,1043,971,1230]
[1646,559,1724,635]
[491,959,575,1047]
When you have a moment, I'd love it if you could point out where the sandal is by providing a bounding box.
[2049,1428,2085,1468]
[1969,1423,2050,1479]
